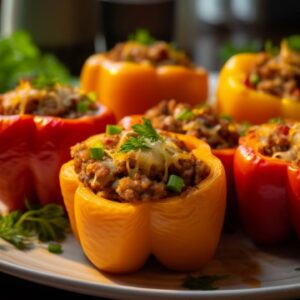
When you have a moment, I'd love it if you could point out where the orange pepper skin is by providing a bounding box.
[234,131,292,245]
[60,133,226,273]
[0,105,115,214]
[80,54,208,120]
[217,53,300,124]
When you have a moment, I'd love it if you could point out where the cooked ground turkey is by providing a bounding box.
[72,132,210,203]
[257,123,300,164]
[0,82,98,118]
[106,41,192,67]
[145,100,240,149]
[246,42,300,101]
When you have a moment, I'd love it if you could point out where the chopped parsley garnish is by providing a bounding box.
[286,35,300,52]
[182,274,227,290]
[176,109,194,121]
[48,242,63,254]
[128,28,155,46]
[264,40,279,56]
[249,73,260,86]
[89,143,104,160]
[120,118,162,153]
[0,202,69,250]
[32,74,58,90]
[106,125,123,135]
[167,175,185,193]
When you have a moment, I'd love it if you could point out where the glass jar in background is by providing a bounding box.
[1,0,97,75]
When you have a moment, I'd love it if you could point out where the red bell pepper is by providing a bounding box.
[0,106,115,214]
[234,125,298,245]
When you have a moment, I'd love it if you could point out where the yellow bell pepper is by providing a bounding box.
[80,54,208,120]
[217,53,300,124]
[60,133,226,274]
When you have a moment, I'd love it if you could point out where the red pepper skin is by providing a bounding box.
[0,105,115,213]
[234,138,292,245]
[287,166,300,239]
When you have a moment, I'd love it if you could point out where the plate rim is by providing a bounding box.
[1,256,300,300]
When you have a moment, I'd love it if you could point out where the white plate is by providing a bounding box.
[1,232,300,300]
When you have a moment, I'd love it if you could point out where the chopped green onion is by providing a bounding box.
[176,109,194,121]
[286,35,300,52]
[249,73,260,85]
[264,40,279,56]
[48,243,63,254]
[86,92,97,102]
[268,117,284,124]
[106,125,123,135]
[89,143,104,160]
[76,101,89,113]
[167,175,185,193]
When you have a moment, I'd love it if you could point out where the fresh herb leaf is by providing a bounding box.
[264,40,279,56]
[167,175,185,193]
[0,31,70,92]
[128,28,155,46]
[31,74,58,89]
[249,73,260,86]
[48,242,63,254]
[176,109,194,121]
[268,117,284,124]
[132,118,161,142]
[182,274,227,290]
[106,125,123,135]
[0,203,69,250]
[286,35,300,52]
[119,137,150,153]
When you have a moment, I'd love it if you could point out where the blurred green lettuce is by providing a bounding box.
[0,31,70,92]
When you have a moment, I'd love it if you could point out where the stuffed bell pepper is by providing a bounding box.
[60,119,226,273]
[217,36,300,124]
[80,35,208,120]
[235,120,300,245]
[120,100,248,217]
[0,80,115,214]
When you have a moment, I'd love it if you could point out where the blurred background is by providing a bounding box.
[0,0,300,75]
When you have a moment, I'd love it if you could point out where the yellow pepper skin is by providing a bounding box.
[80,54,208,120]
[217,53,300,124]
[59,133,226,274]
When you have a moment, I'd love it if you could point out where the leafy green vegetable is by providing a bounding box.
[0,31,70,92]
[176,109,194,121]
[120,118,162,153]
[219,41,260,63]
[120,136,151,153]
[132,118,161,142]
[128,28,155,46]
[0,202,69,250]
[264,40,279,56]
[167,175,185,193]
[286,35,300,52]
[182,274,227,290]
[48,243,63,254]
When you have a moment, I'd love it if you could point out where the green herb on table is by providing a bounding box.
[0,31,70,93]
[0,202,69,251]
[48,242,63,254]
[128,28,155,46]
[182,274,227,290]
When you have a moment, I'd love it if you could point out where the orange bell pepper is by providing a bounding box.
[60,133,226,273]
[217,53,300,124]
[80,54,208,120]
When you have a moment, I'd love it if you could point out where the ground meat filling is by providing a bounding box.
[257,123,300,164]
[0,82,98,118]
[145,100,240,149]
[72,131,210,203]
[246,42,300,101]
[106,41,192,67]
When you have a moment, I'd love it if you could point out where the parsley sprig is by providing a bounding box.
[120,118,161,153]
[182,274,227,290]
[0,202,69,251]
[128,28,155,46]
